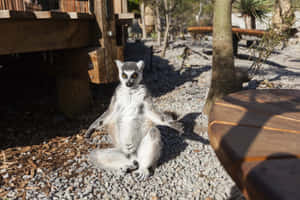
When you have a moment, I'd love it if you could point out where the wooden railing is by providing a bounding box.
[0,0,89,13]
[188,26,266,37]
[0,0,130,14]
[0,0,25,10]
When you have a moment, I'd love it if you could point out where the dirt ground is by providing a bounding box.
[0,53,118,197]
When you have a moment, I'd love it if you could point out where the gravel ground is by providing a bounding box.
[1,34,300,200]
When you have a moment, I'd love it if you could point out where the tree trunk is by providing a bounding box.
[180,26,185,40]
[198,2,203,24]
[140,1,147,39]
[244,14,256,47]
[272,0,295,33]
[203,0,241,115]
[244,14,256,29]
[155,0,162,46]
[161,0,170,57]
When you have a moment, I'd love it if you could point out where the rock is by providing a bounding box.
[288,38,300,45]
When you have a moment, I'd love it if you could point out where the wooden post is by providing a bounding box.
[113,0,122,14]
[232,33,239,56]
[122,0,128,13]
[88,0,119,84]
[56,48,91,117]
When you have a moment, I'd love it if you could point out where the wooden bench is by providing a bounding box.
[0,10,97,117]
[208,89,300,200]
[187,26,266,56]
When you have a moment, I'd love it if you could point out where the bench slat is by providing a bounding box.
[242,159,300,200]
[209,89,300,200]
[188,26,266,37]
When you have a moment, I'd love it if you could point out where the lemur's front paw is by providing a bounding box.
[123,144,136,154]
[170,121,184,134]
[120,160,139,174]
[133,168,150,181]
[85,120,104,139]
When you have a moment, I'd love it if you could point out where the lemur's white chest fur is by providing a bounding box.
[116,85,146,118]
[112,85,148,146]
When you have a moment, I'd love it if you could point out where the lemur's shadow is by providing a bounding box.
[158,112,209,166]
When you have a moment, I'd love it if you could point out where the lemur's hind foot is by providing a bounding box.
[133,168,150,181]
[120,160,139,174]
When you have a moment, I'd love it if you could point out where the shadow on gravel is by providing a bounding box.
[235,51,300,83]
[0,54,116,150]
[236,54,287,69]
[125,41,211,97]
[145,63,211,97]
[238,44,281,55]
[228,185,246,200]
[180,112,209,145]
[290,59,300,63]
[158,112,209,166]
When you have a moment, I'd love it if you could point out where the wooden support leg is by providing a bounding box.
[232,33,240,56]
[56,48,91,117]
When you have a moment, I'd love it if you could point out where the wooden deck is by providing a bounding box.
[0,0,136,117]
[0,10,97,55]
[208,89,300,200]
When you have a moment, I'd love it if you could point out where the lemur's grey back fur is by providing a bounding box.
[85,60,183,181]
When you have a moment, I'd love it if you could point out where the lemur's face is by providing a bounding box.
[115,60,144,88]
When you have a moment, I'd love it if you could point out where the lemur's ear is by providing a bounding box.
[136,60,144,71]
[115,60,124,71]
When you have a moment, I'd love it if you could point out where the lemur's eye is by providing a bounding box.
[131,73,138,79]
[122,73,128,79]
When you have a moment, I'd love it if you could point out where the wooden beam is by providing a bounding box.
[0,10,94,20]
[188,26,266,37]
[55,48,92,117]
[117,13,135,20]
[0,15,97,55]
[88,47,119,84]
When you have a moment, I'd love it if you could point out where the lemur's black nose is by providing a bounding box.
[126,81,134,87]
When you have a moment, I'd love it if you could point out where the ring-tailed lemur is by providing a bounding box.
[85,60,183,181]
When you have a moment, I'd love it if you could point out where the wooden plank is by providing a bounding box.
[88,47,106,84]
[0,17,97,55]
[242,159,300,200]
[117,13,135,20]
[210,102,300,135]
[209,123,300,162]
[116,46,124,61]
[188,26,266,37]
[88,46,120,84]
[209,89,300,200]
[0,10,94,20]
[214,90,300,124]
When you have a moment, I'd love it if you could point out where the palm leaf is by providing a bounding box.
[233,0,273,21]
